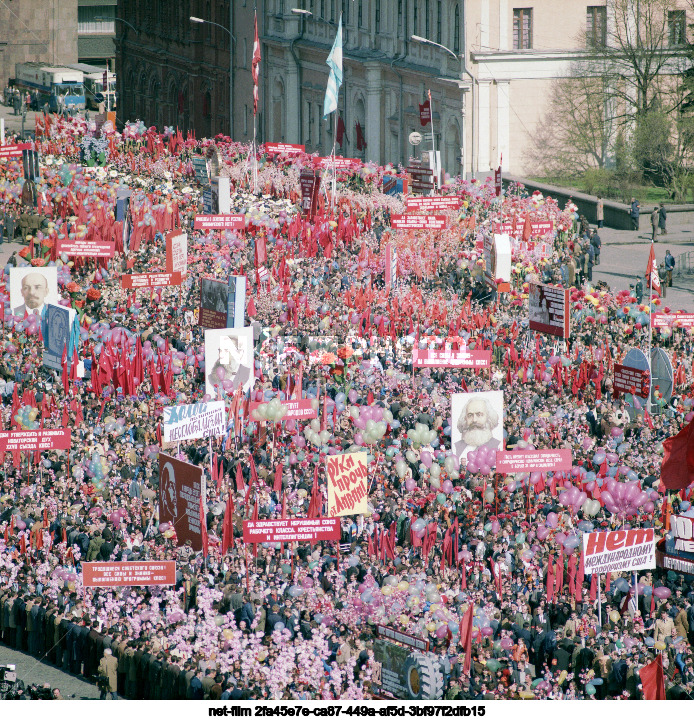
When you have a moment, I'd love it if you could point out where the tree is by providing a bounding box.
[525,73,616,177]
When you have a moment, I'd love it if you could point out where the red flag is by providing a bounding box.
[419,99,431,127]
[645,242,662,297]
[221,491,234,556]
[661,418,694,490]
[459,603,474,674]
[546,554,555,602]
[639,654,666,700]
[251,11,261,115]
[273,464,283,493]
[307,466,322,518]
[355,121,367,151]
[336,116,346,147]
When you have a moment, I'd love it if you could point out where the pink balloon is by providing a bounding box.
[405,478,416,492]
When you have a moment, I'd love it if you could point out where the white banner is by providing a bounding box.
[582,529,656,575]
[162,401,226,442]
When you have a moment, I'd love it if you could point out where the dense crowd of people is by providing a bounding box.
[0,114,693,701]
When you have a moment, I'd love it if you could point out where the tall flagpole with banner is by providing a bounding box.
[323,15,343,210]
[251,8,261,194]
[428,89,437,190]
[645,241,661,415]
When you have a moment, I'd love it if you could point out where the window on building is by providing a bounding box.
[437,1,442,43]
[375,0,381,32]
[586,6,607,47]
[425,0,430,39]
[513,8,532,50]
[453,4,460,53]
[398,0,403,37]
[318,106,323,146]
[320,0,325,19]
[358,0,363,27]
[414,3,418,35]
[77,5,115,34]
[669,10,686,46]
[307,101,313,142]
[342,0,349,24]
[203,91,211,118]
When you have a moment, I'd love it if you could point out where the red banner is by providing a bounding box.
[419,100,431,126]
[651,313,694,328]
[391,215,446,230]
[158,453,203,551]
[243,518,341,544]
[614,364,650,397]
[82,561,176,587]
[495,449,573,474]
[317,156,362,170]
[0,429,71,451]
[300,170,320,218]
[495,167,502,196]
[493,219,554,237]
[121,272,182,289]
[405,196,462,212]
[57,238,115,258]
[528,283,570,339]
[0,143,31,159]
[194,214,245,230]
[265,142,304,155]
[413,348,491,369]
[249,399,317,420]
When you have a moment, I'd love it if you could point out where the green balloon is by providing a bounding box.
[585,684,596,696]
[486,660,500,672]
[436,493,446,505]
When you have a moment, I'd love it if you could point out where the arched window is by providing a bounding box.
[453,4,460,53]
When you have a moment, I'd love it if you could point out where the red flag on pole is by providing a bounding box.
[252,11,261,116]
[660,418,694,490]
[221,491,234,556]
[645,242,662,297]
[639,653,666,700]
[199,495,209,558]
[273,464,283,493]
[459,603,474,674]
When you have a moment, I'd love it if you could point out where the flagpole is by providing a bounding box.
[429,90,437,193]
[331,111,337,211]
[648,241,654,416]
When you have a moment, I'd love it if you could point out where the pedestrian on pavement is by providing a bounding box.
[665,250,675,287]
[651,206,659,242]
[585,243,595,282]
[596,196,604,228]
[590,229,601,265]
[658,263,668,298]
[97,647,118,699]
[635,277,644,303]
[659,203,667,235]
[630,198,640,231]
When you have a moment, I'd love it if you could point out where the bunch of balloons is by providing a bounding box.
[558,486,589,514]
[86,451,109,490]
[14,405,39,430]
[407,422,436,448]
[601,480,652,518]
[251,397,289,423]
[302,419,332,447]
[466,444,497,475]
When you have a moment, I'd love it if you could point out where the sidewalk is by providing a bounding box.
[592,215,694,310]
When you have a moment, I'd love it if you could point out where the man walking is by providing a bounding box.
[590,229,601,265]
[630,198,640,231]
[596,196,604,228]
[97,647,118,699]
[664,250,675,288]
[659,203,667,235]
[650,206,659,242]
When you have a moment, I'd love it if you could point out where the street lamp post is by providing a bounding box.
[411,32,476,178]
[190,13,236,139]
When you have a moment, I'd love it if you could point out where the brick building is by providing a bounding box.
[0,0,78,91]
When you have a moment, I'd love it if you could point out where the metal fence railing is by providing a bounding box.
[673,250,694,278]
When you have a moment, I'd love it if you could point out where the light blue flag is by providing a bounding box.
[323,15,343,118]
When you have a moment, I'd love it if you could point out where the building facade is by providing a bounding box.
[116,0,257,138]
[115,0,691,176]
[78,0,116,66]
[0,0,78,91]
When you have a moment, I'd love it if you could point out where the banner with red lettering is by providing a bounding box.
[158,453,203,550]
[493,219,554,237]
[582,529,655,575]
[243,518,340,544]
[317,156,362,170]
[413,348,491,369]
[528,283,570,338]
[390,215,446,230]
[614,364,650,397]
[405,196,462,212]
[0,429,71,451]
[249,399,317,421]
[651,313,694,328]
[496,449,572,474]
[326,451,368,517]
[82,561,176,587]
[0,143,31,160]
[264,142,305,155]
[165,230,187,274]
[57,238,115,258]
[193,215,245,230]
[121,272,182,289]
